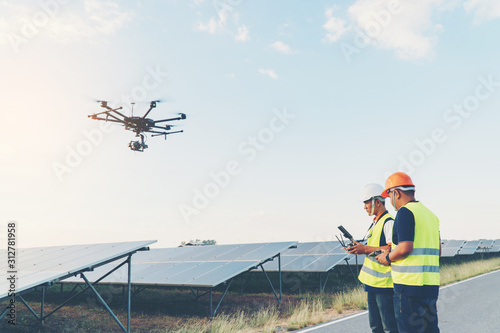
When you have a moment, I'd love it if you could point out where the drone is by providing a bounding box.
[88,100,186,151]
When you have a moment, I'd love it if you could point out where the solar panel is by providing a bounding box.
[443,239,466,248]
[64,242,297,288]
[440,239,465,257]
[491,239,500,253]
[458,240,482,255]
[476,239,495,253]
[0,240,155,302]
[263,241,352,272]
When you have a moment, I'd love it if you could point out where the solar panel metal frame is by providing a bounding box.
[0,240,155,333]
[0,240,155,301]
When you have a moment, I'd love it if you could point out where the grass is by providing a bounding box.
[440,256,500,285]
[1,256,499,332]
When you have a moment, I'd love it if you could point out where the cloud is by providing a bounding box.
[271,41,293,54]
[325,0,454,61]
[235,24,249,41]
[84,0,133,35]
[259,69,278,79]
[197,9,229,34]
[0,0,133,46]
[323,7,349,42]
[464,0,500,24]
[196,6,251,43]
[191,0,205,6]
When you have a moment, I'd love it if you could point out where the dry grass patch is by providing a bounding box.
[331,285,367,313]
[440,257,500,285]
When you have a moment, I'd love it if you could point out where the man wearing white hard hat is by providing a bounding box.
[347,183,398,333]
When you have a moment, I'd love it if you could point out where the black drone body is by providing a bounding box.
[88,100,186,151]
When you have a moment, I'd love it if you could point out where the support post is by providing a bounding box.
[0,307,9,320]
[345,258,357,283]
[127,254,132,333]
[260,265,280,303]
[209,288,213,320]
[355,254,359,279]
[81,273,128,333]
[41,286,46,321]
[278,253,282,303]
[320,270,332,293]
[18,296,41,321]
[212,279,233,318]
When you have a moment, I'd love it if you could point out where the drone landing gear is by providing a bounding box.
[129,134,148,152]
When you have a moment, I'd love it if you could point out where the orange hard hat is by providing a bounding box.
[381,172,415,198]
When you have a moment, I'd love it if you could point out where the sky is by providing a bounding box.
[1,0,499,249]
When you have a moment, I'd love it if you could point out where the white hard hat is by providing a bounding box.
[361,183,385,202]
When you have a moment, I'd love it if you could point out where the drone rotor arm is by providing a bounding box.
[153,116,183,124]
[89,107,126,120]
[88,117,125,124]
[89,110,113,117]
[141,106,155,119]
[109,107,127,119]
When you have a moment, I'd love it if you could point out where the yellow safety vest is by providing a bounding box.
[391,202,440,286]
[358,212,394,288]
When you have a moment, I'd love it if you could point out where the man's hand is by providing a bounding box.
[376,250,391,266]
[346,241,367,255]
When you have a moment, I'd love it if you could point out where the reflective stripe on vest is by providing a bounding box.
[391,202,440,287]
[392,265,440,273]
[361,265,392,279]
[358,212,394,288]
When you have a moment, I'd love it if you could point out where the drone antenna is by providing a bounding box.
[131,102,135,117]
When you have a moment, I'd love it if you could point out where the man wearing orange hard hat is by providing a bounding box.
[376,172,441,333]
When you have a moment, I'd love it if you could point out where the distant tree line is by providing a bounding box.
[180,239,217,246]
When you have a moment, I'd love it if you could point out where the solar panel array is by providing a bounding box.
[440,240,466,257]
[0,240,155,302]
[65,242,297,288]
[262,241,352,273]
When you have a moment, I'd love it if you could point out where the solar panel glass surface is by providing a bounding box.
[64,242,297,288]
[263,242,351,272]
[458,240,482,255]
[490,240,500,253]
[0,240,155,302]
[440,240,465,257]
